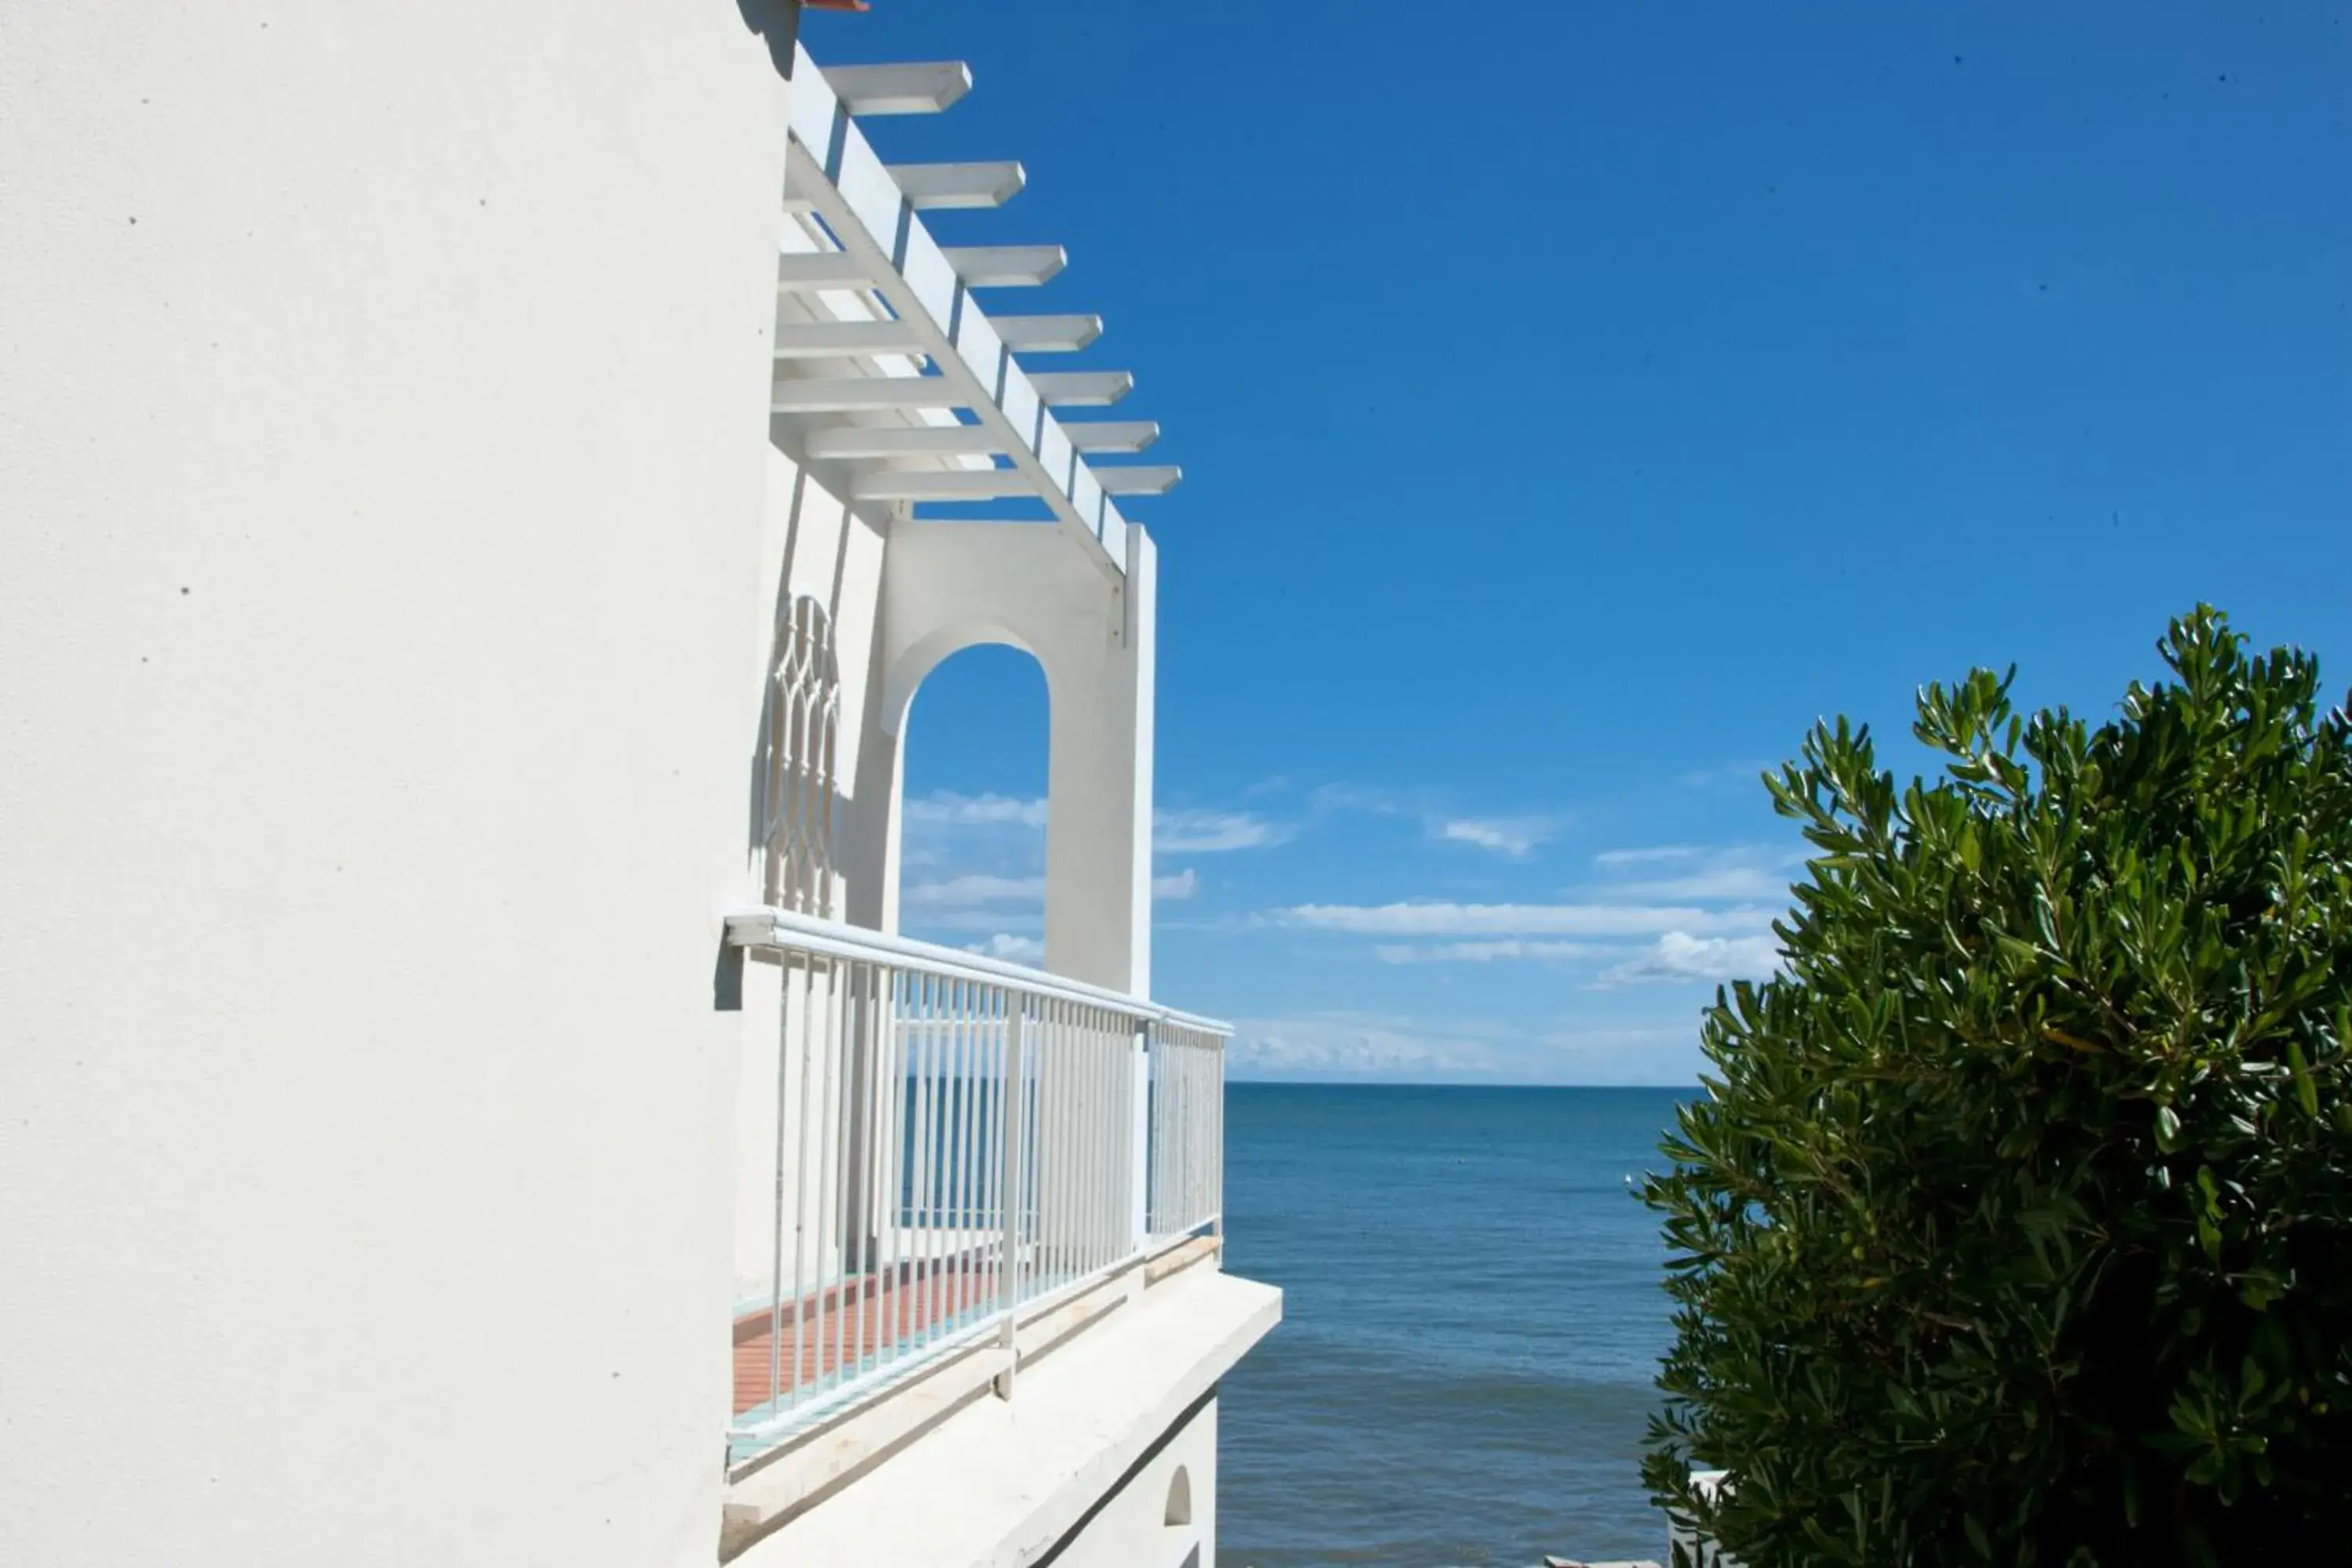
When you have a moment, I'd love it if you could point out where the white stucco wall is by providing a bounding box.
[1047,1397,1219,1568]
[0,5,799,1565]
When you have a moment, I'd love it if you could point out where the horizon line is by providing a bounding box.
[1225,1076,1697,1090]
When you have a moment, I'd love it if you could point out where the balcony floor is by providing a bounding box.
[732,1258,997,1418]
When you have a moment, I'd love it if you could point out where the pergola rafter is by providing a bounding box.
[768,42,1178,582]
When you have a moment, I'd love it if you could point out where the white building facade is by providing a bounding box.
[0,4,1277,1565]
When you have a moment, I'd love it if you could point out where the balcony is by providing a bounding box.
[720,908,1228,1475]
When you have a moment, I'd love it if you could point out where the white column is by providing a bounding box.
[1042,525,1155,995]
[1130,1027,1152,1247]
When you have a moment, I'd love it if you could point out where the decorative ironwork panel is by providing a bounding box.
[764,595,842,916]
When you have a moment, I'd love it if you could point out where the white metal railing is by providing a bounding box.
[1147,1019,1225,1242]
[721,909,1228,1466]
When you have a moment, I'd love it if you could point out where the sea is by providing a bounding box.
[1215,1083,1689,1568]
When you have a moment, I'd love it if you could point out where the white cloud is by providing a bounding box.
[1436,816,1553,858]
[1153,868,1200,901]
[1678,760,1776,792]
[1155,808,1282,855]
[1225,1014,1500,1078]
[1374,939,1601,964]
[1592,844,1706,868]
[1305,783,1406,817]
[1537,1025,1708,1084]
[905,796,1278,855]
[1595,931,1782,987]
[1599,866,1792,902]
[902,791,1049,829]
[1270,901,1775,938]
[1222,1012,1701,1083]
[1584,842,1805,903]
[965,933,1045,964]
[902,873,1045,910]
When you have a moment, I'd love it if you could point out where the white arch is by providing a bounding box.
[880,621,1047,742]
[858,518,1158,995]
[1163,1464,1192,1528]
[872,626,1051,944]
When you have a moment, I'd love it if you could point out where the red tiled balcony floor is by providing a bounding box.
[732,1258,998,1416]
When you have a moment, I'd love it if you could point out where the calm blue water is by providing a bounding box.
[1216,1084,1686,1568]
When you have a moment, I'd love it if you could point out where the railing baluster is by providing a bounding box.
[1090,1007,1106,1276]
[996,992,1023,1396]
[1075,1005,1093,1279]
[789,959,818,1409]
[951,978,970,1334]
[858,963,873,1369]
[826,962,849,1393]
[958,980,978,1324]
[915,973,938,1352]
[766,956,792,1419]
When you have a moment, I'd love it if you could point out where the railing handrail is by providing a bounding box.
[724,906,1233,1038]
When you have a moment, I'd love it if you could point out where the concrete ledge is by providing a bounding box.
[731,1268,1281,1568]
[1144,1233,1220,1287]
[1014,1266,1138,1371]
[723,1341,1012,1552]
[723,1252,1206,1552]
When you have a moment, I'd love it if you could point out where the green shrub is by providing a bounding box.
[1642,608,2352,1566]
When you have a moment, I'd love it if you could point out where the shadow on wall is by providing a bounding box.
[734,0,802,81]
[741,465,858,891]
[720,461,866,1011]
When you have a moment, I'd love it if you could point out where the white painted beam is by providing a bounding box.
[887,161,1025,210]
[804,425,1009,460]
[993,314,1103,353]
[771,319,923,358]
[851,469,1037,503]
[775,252,876,292]
[941,245,1066,288]
[781,57,1138,580]
[1029,372,1133,408]
[1095,466,1181,496]
[820,62,972,116]
[771,377,968,413]
[1059,422,1160,454]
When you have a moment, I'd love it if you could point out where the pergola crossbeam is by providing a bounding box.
[820,63,972,116]
[775,252,879,292]
[1029,372,1134,408]
[993,314,1103,353]
[940,245,1066,289]
[772,319,924,358]
[1095,465,1182,496]
[804,426,1009,460]
[886,162,1026,210]
[771,376,968,414]
[851,469,1033,503]
[1060,422,1160,454]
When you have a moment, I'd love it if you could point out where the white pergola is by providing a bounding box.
[771,46,1178,586]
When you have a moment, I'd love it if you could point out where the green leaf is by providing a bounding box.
[2286,1038,2320,1118]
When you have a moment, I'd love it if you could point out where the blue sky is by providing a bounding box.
[810,1,2352,1084]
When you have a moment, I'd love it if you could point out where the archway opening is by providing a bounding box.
[897,642,1050,964]
[1163,1465,1193,1528]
